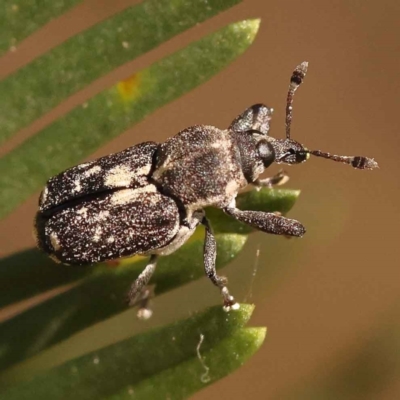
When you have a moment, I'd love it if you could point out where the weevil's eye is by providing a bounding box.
[295,149,309,163]
[257,140,275,167]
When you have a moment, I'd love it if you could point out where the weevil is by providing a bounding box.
[34,62,378,311]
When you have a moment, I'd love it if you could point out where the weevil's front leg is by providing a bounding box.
[202,216,239,311]
[223,201,305,237]
[253,170,289,189]
[126,254,158,307]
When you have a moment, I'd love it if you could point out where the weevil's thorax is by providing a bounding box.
[230,130,275,183]
[152,125,247,212]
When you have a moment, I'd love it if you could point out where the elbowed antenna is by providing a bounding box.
[286,61,308,139]
[283,61,378,170]
[309,150,379,170]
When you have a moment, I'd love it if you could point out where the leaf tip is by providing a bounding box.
[292,189,301,198]
[248,326,267,348]
[228,18,261,47]
[237,18,261,43]
[248,18,261,32]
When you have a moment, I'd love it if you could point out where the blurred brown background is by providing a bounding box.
[0,0,399,399]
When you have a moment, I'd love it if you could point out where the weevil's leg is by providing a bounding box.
[202,216,239,311]
[253,170,289,190]
[126,255,158,307]
[136,287,154,320]
[223,201,306,237]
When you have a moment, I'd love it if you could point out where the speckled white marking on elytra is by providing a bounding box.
[76,207,88,217]
[135,164,152,176]
[107,236,115,243]
[104,165,132,187]
[110,185,157,205]
[71,179,82,194]
[149,197,160,206]
[50,232,61,251]
[92,227,103,242]
[97,210,110,220]
[40,186,48,204]
[77,162,92,169]
[84,165,101,177]
[110,189,135,205]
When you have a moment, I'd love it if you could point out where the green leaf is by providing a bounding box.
[0,249,94,309]
[0,188,299,308]
[0,234,247,372]
[129,327,266,400]
[1,304,264,400]
[0,0,82,55]
[0,18,259,219]
[0,0,241,143]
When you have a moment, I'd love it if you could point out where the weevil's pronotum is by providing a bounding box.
[35,62,378,311]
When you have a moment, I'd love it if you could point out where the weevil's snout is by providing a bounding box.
[271,139,310,165]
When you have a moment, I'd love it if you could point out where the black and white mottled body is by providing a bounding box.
[35,62,378,312]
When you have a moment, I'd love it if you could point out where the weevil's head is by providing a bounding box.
[269,138,310,165]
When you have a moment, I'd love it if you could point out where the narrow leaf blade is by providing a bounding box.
[0,0,82,55]
[2,304,260,400]
[127,327,266,400]
[0,0,241,143]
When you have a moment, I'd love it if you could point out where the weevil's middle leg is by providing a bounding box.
[202,216,239,311]
[253,169,289,189]
[126,254,158,307]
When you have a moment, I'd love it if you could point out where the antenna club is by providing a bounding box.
[299,61,309,72]
[352,156,379,170]
[309,150,379,170]
[286,61,308,139]
[291,62,308,86]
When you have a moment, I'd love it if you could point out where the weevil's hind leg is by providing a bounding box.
[202,216,239,311]
[126,254,158,308]
[223,201,306,237]
[252,169,289,190]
